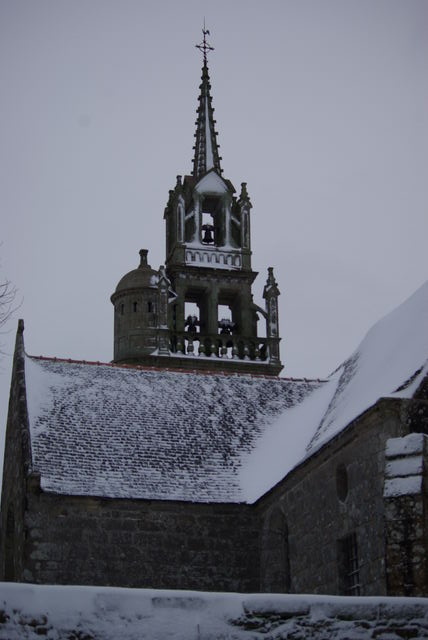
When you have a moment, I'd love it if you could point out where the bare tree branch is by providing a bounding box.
[0,278,18,330]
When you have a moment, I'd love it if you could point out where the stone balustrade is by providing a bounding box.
[169,331,271,362]
[185,247,242,269]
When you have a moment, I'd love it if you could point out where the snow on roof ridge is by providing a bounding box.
[26,354,326,383]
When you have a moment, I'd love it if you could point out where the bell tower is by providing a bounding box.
[112,30,282,375]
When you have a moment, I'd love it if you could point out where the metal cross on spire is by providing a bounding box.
[195,24,214,65]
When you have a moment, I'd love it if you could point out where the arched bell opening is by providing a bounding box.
[231,200,241,248]
[218,303,234,336]
[184,301,200,335]
[200,195,224,246]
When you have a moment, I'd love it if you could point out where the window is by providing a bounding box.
[338,532,361,595]
[133,302,138,313]
[336,464,348,502]
[147,301,153,313]
[261,508,291,592]
[120,304,124,316]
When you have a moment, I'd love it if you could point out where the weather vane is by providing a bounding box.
[195,22,214,65]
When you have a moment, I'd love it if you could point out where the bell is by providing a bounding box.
[202,224,214,244]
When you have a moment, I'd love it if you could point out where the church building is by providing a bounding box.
[1,32,427,596]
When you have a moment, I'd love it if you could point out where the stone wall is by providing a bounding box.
[384,433,428,596]
[23,488,260,592]
[256,398,408,596]
[0,320,32,582]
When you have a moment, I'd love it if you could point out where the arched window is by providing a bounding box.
[4,506,15,581]
[260,507,291,592]
[336,464,349,502]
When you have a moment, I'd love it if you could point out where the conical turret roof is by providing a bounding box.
[192,62,222,179]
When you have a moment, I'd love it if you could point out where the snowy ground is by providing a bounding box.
[0,583,427,639]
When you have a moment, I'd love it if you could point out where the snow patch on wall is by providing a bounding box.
[385,456,423,478]
[384,475,422,498]
[386,433,425,458]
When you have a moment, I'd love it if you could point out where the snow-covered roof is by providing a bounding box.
[25,357,319,503]
[240,281,428,501]
[24,281,428,504]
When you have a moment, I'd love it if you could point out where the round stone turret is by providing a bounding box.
[111,250,159,363]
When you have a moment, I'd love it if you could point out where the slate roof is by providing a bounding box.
[25,356,321,503]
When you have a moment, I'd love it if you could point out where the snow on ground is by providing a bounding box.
[240,281,428,502]
[0,583,427,640]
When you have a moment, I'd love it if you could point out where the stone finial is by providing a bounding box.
[267,267,276,286]
[238,182,252,207]
[263,267,280,298]
[139,249,149,268]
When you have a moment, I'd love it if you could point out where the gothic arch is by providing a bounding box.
[260,506,291,592]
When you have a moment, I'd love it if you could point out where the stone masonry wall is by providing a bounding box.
[384,433,427,596]
[0,320,32,581]
[24,488,260,592]
[256,398,407,596]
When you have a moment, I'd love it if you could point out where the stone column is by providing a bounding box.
[224,195,232,247]
[157,267,171,355]
[194,195,201,243]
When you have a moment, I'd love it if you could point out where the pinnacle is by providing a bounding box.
[191,62,222,179]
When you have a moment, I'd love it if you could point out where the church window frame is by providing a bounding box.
[336,463,349,502]
[338,532,361,595]
[260,507,291,593]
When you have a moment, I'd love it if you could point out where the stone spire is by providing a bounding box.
[192,33,222,178]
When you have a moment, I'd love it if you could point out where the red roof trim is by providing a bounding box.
[27,354,326,383]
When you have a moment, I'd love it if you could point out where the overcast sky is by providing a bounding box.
[1,0,427,464]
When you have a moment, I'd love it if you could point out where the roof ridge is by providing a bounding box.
[27,354,326,383]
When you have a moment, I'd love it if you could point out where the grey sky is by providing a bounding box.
[1,1,427,464]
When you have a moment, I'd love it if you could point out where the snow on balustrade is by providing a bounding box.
[185,248,242,269]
